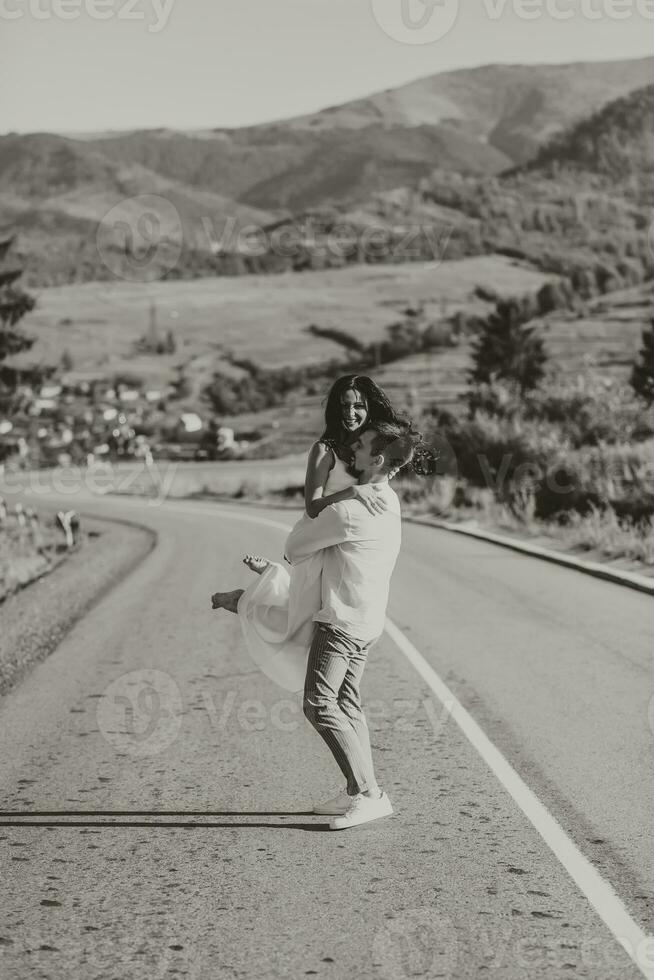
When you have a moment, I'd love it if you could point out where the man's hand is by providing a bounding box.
[351,484,388,515]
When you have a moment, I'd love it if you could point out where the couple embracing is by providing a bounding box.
[212,375,431,830]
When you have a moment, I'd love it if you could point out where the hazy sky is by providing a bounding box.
[2,0,654,133]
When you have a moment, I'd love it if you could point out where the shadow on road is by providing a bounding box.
[0,809,333,830]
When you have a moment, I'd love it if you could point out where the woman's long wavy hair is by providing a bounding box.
[320,375,405,460]
[369,419,441,477]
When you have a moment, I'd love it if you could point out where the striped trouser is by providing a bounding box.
[303,622,379,796]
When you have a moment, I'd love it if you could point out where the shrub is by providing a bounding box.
[423,321,459,349]
[528,374,654,448]
[60,348,74,372]
[305,324,366,352]
[631,318,654,405]
[537,279,575,315]
[113,371,144,390]
[465,374,654,448]
[429,387,654,522]
[432,409,569,500]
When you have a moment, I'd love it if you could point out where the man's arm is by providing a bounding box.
[285,502,353,564]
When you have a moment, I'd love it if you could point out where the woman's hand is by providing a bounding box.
[351,484,388,515]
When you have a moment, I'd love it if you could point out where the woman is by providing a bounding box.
[244,375,406,580]
[224,375,408,692]
[301,374,404,520]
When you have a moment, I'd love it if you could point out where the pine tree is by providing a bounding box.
[468,298,548,394]
[631,318,654,404]
[0,237,35,364]
[0,238,36,416]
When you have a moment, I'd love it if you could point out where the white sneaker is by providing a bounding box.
[329,790,393,830]
[313,787,361,815]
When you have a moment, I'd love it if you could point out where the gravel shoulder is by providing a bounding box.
[0,512,155,697]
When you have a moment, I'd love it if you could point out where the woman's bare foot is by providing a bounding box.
[242,555,270,575]
[211,589,244,613]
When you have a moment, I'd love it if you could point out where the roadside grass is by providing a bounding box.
[0,518,71,601]
[562,506,654,564]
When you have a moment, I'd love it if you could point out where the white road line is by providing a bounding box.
[33,493,654,978]
[383,619,654,980]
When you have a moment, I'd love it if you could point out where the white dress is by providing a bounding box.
[236,449,355,693]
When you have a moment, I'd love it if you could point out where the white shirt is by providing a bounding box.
[285,482,402,642]
[235,482,401,692]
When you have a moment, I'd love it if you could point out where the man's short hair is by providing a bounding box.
[368,420,422,471]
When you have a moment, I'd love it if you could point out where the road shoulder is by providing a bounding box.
[0,514,155,697]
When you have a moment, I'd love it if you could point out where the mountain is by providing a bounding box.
[0,133,277,284]
[61,56,654,208]
[2,55,654,284]
[264,56,654,159]
[0,132,274,228]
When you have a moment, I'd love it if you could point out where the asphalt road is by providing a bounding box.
[0,487,653,980]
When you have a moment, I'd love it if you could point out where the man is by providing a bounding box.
[212,419,422,830]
